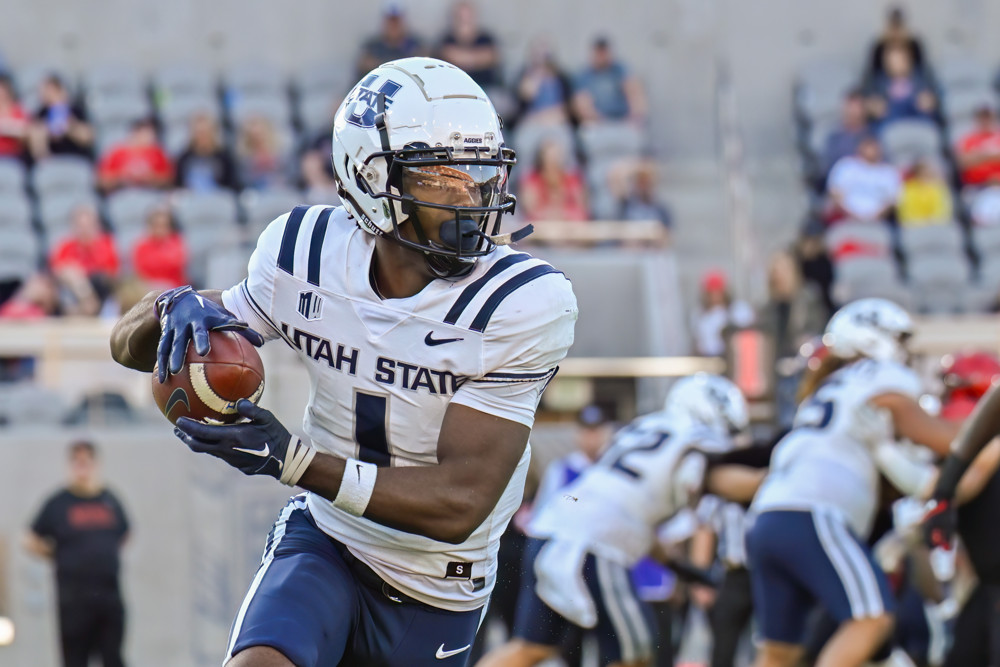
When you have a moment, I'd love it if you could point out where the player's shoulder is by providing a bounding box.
[251,204,355,278]
[443,246,577,338]
[842,358,922,397]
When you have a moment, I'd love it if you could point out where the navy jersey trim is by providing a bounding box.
[443,253,531,325]
[470,265,561,333]
[277,205,311,275]
[480,369,558,383]
[241,279,293,347]
[306,207,333,286]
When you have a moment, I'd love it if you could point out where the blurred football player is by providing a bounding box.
[110,58,577,667]
[476,374,753,667]
[747,298,962,667]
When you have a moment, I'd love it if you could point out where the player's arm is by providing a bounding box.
[869,392,961,457]
[703,465,767,504]
[23,532,53,559]
[299,404,528,544]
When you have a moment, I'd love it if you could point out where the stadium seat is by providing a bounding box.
[511,122,576,178]
[297,92,339,135]
[881,120,943,165]
[831,256,909,306]
[31,156,95,198]
[795,60,859,123]
[0,228,40,282]
[972,225,1000,258]
[0,159,27,194]
[241,188,304,236]
[87,92,153,127]
[172,190,240,230]
[936,55,994,93]
[824,221,893,258]
[185,220,243,288]
[37,192,100,239]
[83,63,146,99]
[946,117,977,150]
[0,192,32,231]
[225,62,287,98]
[206,243,253,288]
[158,93,220,127]
[943,88,999,125]
[898,224,964,258]
[94,121,134,157]
[153,63,217,100]
[579,122,644,161]
[106,188,168,232]
[0,383,67,426]
[907,253,973,314]
[294,62,352,99]
[229,93,293,128]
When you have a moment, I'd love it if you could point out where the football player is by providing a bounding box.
[109,58,577,667]
[747,298,961,667]
[476,374,754,667]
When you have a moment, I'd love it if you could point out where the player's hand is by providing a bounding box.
[155,286,264,382]
[173,400,315,486]
[922,496,958,551]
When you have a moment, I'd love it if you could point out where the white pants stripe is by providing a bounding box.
[596,557,637,662]
[812,509,869,617]
[828,513,884,616]
[224,496,308,664]
[610,561,653,658]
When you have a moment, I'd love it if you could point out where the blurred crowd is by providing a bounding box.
[0,1,669,324]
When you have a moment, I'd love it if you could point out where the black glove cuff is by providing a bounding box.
[933,454,968,500]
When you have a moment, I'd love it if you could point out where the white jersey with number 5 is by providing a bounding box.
[528,411,732,566]
[752,358,922,537]
[221,205,577,612]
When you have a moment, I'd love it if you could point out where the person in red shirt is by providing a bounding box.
[131,206,187,289]
[97,118,173,193]
[50,204,118,315]
[0,273,59,319]
[0,75,27,159]
[518,139,589,223]
[956,105,1000,188]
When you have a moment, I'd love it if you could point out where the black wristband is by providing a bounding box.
[933,454,969,500]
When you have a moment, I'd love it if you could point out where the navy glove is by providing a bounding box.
[155,286,265,383]
[174,400,316,486]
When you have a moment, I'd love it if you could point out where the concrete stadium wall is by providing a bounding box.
[2,0,999,161]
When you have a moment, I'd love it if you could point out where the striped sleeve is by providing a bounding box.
[220,211,292,342]
[451,270,578,427]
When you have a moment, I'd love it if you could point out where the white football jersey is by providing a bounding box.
[528,411,732,566]
[752,358,922,537]
[222,205,577,611]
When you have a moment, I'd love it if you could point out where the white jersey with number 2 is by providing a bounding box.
[752,359,922,538]
[221,204,577,612]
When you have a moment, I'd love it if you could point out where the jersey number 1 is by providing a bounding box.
[354,391,391,466]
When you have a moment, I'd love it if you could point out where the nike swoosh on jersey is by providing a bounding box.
[424,332,464,346]
[233,443,270,458]
[435,643,471,659]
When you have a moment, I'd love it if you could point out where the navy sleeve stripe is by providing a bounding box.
[476,368,558,383]
[306,207,333,286]
[276,205,310,275]
[470,265,561,333]
[443,253,532,325]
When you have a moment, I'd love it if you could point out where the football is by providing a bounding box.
[151,331,265,424]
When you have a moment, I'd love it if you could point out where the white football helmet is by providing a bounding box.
[331,57,518,278]
[823,298,913,363]
[663,374,749,438]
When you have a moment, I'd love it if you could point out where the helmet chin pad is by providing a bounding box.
[438,217,481,253]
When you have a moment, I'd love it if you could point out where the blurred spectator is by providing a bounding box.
[0,75,28,159]
[27,74,94,160]
[299,101,337,185]
[691,270,754,357]
[613,159,672,227]
[573,37,646,124]
[131,206,187,290]
[518,139,588,223]
[26,440,129,667]
[956,105,1000,189]
[357,4,425,78]
[796,232,835,314]
[301,150,339,203]
[437,1,500,88]
[0,273,59,319]
[49,204,118,315]
[826,135,901,223]
[513,39,575,127]
[822,90,870,177]
[174,112,238,191]
[97,118,173,193]
[758,250,827,363]
[866,43,937,126]
[866,6,927,83]
[897,159,953,226]
[236,116,290,190]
